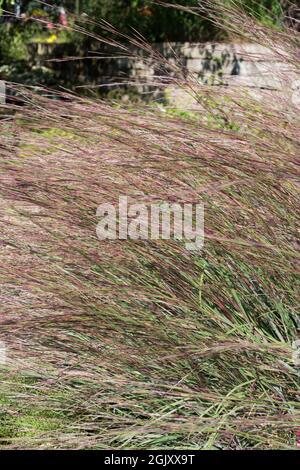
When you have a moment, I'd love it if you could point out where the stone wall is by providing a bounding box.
[30,41,293,103]
[129,42,287,89]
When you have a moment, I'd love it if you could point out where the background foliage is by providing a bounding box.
[0,1,288,89]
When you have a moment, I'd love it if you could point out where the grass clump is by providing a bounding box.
[0,2,299,450]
